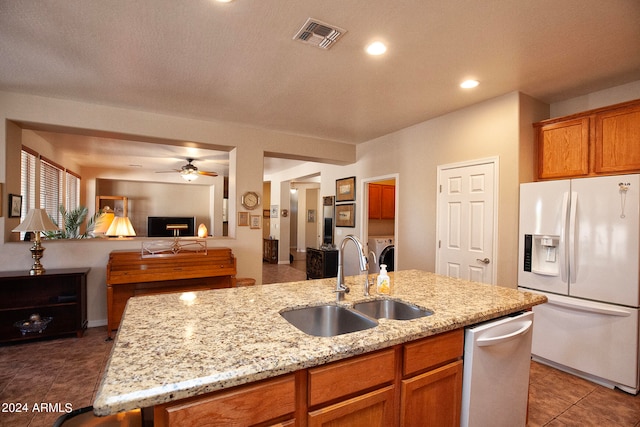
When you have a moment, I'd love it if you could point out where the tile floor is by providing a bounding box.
[1,261,638,426]
[0,326,113,427]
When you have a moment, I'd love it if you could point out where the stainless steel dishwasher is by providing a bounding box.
[460,311,534,427]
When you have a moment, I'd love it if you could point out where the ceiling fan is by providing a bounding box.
[156,159,218,181]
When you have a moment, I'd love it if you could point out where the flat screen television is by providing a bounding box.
[147,216,196,237]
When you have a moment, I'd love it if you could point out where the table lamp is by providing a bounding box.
[106,216,136,238]
[12,208,59,275]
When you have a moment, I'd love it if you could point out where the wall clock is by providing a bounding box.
[241,191,260,210]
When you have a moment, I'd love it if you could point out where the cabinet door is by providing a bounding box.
[381,185,395,219]
[537,118,590,179]
[154,374,295,427]
[308,385,395,427]
[594,104,640,174]
[368,184,382,219]
[400,360,463,427]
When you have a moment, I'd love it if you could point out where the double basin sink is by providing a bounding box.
[280,299,433,337]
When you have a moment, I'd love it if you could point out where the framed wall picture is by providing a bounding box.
[9,193,22,218]
[250,215,261,229]
[270,205,279,218]
[335,203,355,227]
[307,209,316,223]
[336,176,356,202]
[238,212,249,226]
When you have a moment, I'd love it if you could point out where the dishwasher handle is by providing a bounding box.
[476,320,533,347]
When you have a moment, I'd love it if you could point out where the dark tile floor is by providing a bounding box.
[0,326,113,427]
[1,261,638,426]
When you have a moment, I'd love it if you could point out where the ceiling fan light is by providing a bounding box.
[181,171,198,181]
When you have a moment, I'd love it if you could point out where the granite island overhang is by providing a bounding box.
[93,269,547,416]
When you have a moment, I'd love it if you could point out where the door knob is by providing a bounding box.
[476,258,490,264]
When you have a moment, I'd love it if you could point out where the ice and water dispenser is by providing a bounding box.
[523,234,560,275]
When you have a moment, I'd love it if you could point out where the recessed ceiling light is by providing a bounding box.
[366,41,387,56]
[215,0,234,3]
[460,79,479,89]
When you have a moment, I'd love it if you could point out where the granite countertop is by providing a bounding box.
[93,269,547,416]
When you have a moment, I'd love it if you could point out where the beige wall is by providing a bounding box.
[354,92,532,286]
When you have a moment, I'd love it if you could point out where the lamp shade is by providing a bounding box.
[94,211,115,234]
[12,209,58,232]
[106,217,136,237]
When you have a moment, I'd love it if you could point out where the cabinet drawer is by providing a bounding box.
[308,348,396,407]
[154,374,295,427]
[403,329,463,376]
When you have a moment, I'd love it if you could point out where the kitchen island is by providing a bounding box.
[93,270,546,425]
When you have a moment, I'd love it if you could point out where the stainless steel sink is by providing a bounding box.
[353,299,433,320]
[280,305,378,337]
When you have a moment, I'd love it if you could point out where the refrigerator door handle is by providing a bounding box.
[568,191,578,284]
[476,320,533,347]
[560,191,570,282]
[547,299,631,317]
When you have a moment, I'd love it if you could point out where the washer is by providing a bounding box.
[368,236,394,273]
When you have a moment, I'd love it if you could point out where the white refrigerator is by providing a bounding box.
[518,174,640,394]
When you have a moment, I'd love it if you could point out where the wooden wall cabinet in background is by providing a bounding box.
[535,99,640,180]
[368,184,395,219]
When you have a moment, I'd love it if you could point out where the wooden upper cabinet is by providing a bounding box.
[535,98,640,180]
[536,117,590,179]
[369,183,395,219]
[594,104,640,174]
[381,185,395,219]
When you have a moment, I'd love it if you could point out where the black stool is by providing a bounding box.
[53,406,141,427]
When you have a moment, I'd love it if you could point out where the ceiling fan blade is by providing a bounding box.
[197,170,218,177]
[155,169,182,173]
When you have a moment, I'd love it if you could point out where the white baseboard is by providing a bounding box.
[88,319,108,328]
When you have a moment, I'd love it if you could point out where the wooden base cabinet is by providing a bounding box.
[150,329,464,426]
[308,386,395,427]
[400,361,463,427]
[401,329,464,427]
[154,374,296,427]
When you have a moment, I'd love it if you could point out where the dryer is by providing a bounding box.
[368,236,394,273]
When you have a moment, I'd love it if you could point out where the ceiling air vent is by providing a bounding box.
[293,18,346,49]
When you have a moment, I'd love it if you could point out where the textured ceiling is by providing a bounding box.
[1,0,639,173]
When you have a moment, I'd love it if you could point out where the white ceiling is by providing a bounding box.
[1,0,639,174]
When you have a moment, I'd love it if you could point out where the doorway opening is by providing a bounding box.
[363,174,399,273]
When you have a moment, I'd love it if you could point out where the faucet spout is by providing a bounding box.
[336,235,369,301]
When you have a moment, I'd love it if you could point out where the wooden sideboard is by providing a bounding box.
[106,248,236,339]
[306,248,339,279]
[0,268,88,344]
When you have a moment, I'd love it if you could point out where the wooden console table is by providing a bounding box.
[106,248,236,339]
[0,268,88,344]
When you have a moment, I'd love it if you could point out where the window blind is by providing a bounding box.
[40,158,63,226]
[20,150,37,221]
[65,170,80,211]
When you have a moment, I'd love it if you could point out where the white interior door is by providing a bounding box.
[436,159,497,283]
